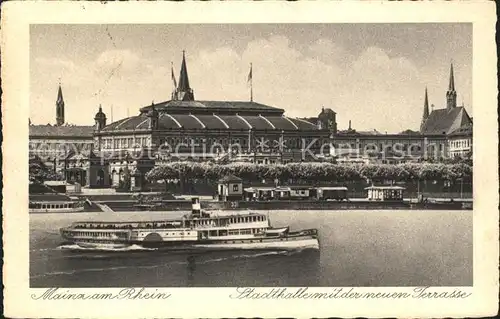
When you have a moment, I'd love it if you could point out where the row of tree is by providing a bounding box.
[146,161,473,184]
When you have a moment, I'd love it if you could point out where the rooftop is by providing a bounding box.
[337,129,382,136]
[29,124,94,138]
[139,100,285,115]
[218,174,243,183]
[420,106,472,135]
[449,124,473,137]
[100,113,318,133]
[29,194,73,202]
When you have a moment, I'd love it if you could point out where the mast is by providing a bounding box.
[171,61,177,99]
[247,63,253,102]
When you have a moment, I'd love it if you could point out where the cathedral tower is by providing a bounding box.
[173,51,195,101]
[446,63,457,111]
[56,84,65,126]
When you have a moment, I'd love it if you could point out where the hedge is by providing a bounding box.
[146,162,472,183]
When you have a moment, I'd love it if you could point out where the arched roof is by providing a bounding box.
[101,113,319,132]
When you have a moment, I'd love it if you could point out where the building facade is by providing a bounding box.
[333,129,448,164]
[447,124,473,158]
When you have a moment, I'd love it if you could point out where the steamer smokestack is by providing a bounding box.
[191,197,201,217]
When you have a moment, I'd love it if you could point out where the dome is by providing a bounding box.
[94,105,106,120]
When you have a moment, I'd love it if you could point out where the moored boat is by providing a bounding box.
[60,198,320,251]
[30,196,85,213]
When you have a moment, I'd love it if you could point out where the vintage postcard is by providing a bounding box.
[2,1,498,318]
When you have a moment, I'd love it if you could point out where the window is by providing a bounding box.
[232,184,239,192]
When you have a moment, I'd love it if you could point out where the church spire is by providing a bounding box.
[446,62,457,110]
[448,63,455,91]
[173,51,195,101]
[178,50,190,91]
[420,87,430,131]
[56,84,65,126]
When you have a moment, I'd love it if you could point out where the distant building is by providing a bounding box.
[333,63,473,164]
[420,63,472,135]
[334,120,448,164]
[63,149,111,188]
[300,107,337,132]
[447,124,473,158]
[29,85,94,172]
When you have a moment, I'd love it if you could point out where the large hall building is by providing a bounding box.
[94,52,337,165]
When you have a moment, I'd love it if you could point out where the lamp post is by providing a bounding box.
[417,178,420,202]
[459,177,464,199]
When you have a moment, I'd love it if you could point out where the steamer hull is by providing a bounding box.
[61,228,320,251]
[61,231,319,251]
[191,237,319,251]
[73,242,131,250]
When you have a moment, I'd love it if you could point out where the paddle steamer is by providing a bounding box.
[60,198,320,251]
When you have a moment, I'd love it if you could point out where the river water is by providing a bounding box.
[30,210,472,287]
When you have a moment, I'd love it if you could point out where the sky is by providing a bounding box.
[30,23,472,133]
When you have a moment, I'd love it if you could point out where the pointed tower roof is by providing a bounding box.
[178,50,191,91]
[423,87,430,118]
[56,84,64,104]
[173,51,195,101]
[448,63,455,91]
[420,87,430,132]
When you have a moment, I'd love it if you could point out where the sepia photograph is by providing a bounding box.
[29,23,473,288]
[2,1,498,318]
